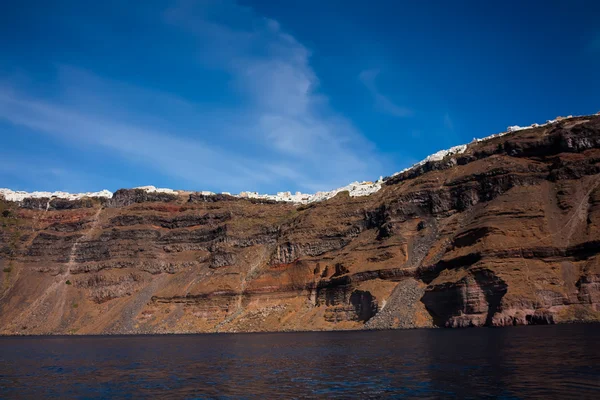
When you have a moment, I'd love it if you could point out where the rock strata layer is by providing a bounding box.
[1,115,600,334]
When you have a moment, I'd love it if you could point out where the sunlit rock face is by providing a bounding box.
[2,114,600,335]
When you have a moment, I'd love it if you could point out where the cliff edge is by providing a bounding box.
[2,114,600,334]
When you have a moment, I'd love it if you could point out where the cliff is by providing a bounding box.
[2,114,600,334]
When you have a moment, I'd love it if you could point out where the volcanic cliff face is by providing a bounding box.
[2,115,600,334]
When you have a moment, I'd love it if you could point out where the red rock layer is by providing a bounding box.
[1,115,600,334]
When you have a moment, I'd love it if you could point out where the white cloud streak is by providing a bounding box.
[359,69,412,118]
[0,89,270,189]
[443,113,454,130]
[0,0,386,193]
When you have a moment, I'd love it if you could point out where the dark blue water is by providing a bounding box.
[1,324,599,399]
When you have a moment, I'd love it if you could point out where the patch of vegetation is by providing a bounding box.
[2,267,11,273]
[65,280,72,285]
[72,303,78,308]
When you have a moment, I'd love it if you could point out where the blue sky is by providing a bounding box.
[1,0,599,194]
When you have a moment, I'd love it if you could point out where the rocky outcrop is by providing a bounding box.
[2,115,600,335]
[107,189,179,207]
[21,197,100,210]
[421,269,508,327]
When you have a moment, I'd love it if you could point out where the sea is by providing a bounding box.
[1,324,599,399]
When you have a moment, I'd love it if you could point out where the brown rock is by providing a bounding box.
[2,115,600,335]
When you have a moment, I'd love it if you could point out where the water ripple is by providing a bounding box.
[0,325,599,399]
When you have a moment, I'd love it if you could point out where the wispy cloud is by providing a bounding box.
[359,69,412,118]
[443,113,454,130]
[0,87,267,189]
[0,0,386,193]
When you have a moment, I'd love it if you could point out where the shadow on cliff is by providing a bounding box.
[418,253,483,284]
[420,269,508,327]
[350,290,377,322]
